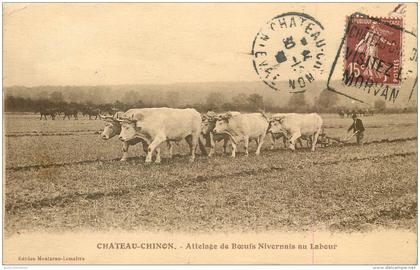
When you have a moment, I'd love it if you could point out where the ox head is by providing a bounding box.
[99,111,125,140]
[213,112,235,134]
[268,116,285,134]
[201,111,217,135]
[117,115,139,142]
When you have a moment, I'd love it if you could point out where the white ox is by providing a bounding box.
[268,113,323,151]
[99,111,173,162]
[213,112,269,158]
[118,108,206,163]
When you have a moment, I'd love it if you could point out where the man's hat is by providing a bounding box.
[352,113,357,119]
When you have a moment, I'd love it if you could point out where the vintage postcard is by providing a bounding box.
[3,2,417,265]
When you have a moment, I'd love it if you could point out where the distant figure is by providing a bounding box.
[348,114,365,145]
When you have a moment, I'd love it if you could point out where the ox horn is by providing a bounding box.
[99,113,114,120]
[115,116,128,122]
[116,115,135,123]
[112,111,125,120]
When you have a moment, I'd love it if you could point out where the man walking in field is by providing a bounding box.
[348,114,365,145]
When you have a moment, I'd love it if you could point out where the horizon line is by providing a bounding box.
[2,79,343,89]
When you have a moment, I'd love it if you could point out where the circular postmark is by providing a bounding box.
[252,12,326,93]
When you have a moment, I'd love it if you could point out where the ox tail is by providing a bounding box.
[198,135,208,156]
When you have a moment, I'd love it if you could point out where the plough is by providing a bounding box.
[318,131,359,147]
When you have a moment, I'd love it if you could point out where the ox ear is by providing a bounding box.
[134,112,144,120]
[221,112,234,121]
[219,113,231,123]
[135,120,143,128]
[279,118,285,124]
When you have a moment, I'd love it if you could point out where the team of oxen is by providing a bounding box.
[99,107,324,163]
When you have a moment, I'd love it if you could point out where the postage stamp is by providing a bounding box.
[252,12,326,93]
[327,12,417,106]
[344,15,403,86]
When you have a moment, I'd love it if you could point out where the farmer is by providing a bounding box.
[347,113,365,145]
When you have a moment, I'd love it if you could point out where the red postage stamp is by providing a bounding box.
[344,15,403,86]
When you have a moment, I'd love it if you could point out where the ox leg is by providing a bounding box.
[296,138,304,149]
[308,137,313,148]
[208,133,215,157]
[230,141,237,158]
[146,136,166,163]
[185,135,193,158]
[282,135,288,148]
[142,142,149,153]
[311,130,321,152]
[167,141,173,159]
[197,136,208,157]
[121,141,129,161]
[222,138,229,155]
[289,133,301,151]
[295,138,300,149]
[191,135,199,162]
[185,134,198,162]
[244,136,249,156]
[269,133,275,150]
[154,147,162,163]
[255,133,266,155]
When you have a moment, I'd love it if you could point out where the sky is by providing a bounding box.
[3,3,417,87]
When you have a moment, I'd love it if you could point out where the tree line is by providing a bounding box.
[4,90,414,114]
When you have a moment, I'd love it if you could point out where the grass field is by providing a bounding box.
[4,113,417,236]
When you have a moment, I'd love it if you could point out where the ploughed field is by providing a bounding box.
[4,113,417,235]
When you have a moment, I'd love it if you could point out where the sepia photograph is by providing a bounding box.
[3,2,417,265]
